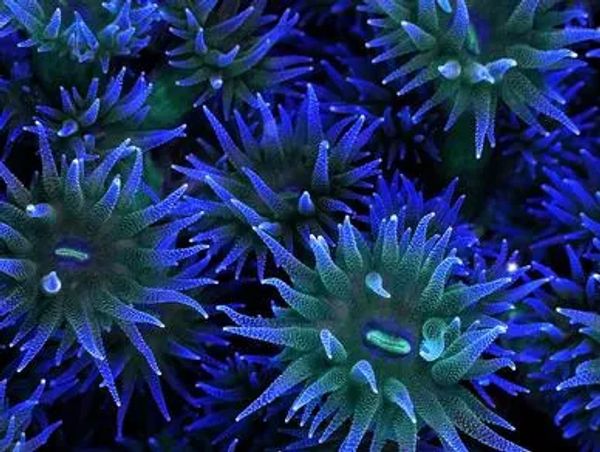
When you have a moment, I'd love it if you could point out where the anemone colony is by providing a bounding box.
[0,0,598,450]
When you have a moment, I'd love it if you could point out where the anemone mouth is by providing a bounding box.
[53,237,93,269]
[361,319,414,359]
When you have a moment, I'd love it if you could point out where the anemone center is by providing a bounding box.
[54,238,92,268]
[362,320,412,358]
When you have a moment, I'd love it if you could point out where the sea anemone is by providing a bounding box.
[0,123,207,407]
[33,67,186,159]
[174,84,381,278]
[1,0,159,72]
[161,0,312,115]
[318,55,442,166]
[220,213,528,450]
[362,0,600,157]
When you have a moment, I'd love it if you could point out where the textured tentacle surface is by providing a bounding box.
[175,84,381,277]
[362,0,600,157]
[221,211,533,450]
[0,127,208,412]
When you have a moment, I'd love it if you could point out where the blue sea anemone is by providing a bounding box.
[0,0,159,72]
[0,32,39,157]
[365,172,477,254]
[188,353,290,450]
[0,58,34,156]
[498,69,599,180]
[219,213,529,451]
[529,148,600,250]
[462,239,549,405]
[161,0,312,115]
[472,69,598,249]
[174,84,381,278]
[49,298,224,442]
[0,123,208,407]
[362,0,600,157]
[33,67,187,159]
[318,54,442,167]
[509,245,600,449]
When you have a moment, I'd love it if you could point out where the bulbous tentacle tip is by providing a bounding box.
[210,75,223,90]
[438,60,462,80]
[496,324,508,334]
[298,191,316,216]
[350,360,379,394]
[365,271,391,298]
[57,118,79,137]
[41,271,62,295]
[26,203,55,219]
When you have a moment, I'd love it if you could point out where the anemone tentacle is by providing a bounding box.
[365,172,478,254]
[318,52,443,166]
[0,56,35,155]
[528,147,600,251]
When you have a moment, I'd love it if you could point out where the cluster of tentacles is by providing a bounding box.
[0,1,599,451]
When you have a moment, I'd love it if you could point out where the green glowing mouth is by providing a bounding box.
[365,330,411,356]
[54,247,90,263]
